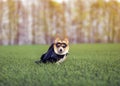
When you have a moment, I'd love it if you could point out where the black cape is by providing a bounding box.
[35,44,67,63]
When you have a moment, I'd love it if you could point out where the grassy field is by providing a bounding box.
[0,44,120,86]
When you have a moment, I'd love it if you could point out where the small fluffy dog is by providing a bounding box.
[35,37,69,64]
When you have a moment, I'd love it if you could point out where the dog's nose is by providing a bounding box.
[60,49,62,52]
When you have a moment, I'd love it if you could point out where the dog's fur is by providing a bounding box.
[35,37,69,64]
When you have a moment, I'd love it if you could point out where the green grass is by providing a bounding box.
[0,44,120,86]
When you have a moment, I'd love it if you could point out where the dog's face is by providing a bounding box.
[54,37,69,55]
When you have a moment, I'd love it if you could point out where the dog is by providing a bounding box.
[35,37,69,64]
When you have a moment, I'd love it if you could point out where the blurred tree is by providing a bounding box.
[16,1,29,45]
[7,0,18,45]
[43,0,50,44]
[90,0,105,43]
[1,1,9,45]
[31,3,37,44]
[74,0,86,43]
[49,1,66,38]
[107,1,120,42]
[0,1,3,44]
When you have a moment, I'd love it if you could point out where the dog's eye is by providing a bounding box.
[56,43,61,47]
[62,43,67,48]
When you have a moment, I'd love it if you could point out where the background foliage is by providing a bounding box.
[0,0,120,45]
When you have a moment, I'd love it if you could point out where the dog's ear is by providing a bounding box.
[64,38,69,44]
[54,37,61,43]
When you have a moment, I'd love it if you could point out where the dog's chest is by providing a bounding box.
[56,55,67,63]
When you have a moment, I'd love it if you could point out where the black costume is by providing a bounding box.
[35,44,67,63]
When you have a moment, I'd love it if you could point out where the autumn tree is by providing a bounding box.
[0,1,3,44]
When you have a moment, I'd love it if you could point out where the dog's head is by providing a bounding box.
[54,37,69,55]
